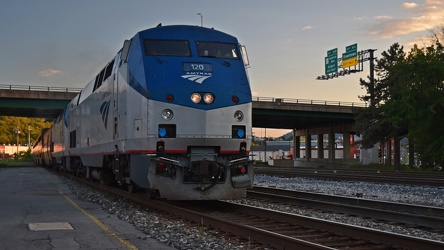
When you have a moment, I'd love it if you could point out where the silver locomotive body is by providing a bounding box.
[38,25,254,200]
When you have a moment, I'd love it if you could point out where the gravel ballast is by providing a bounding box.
[69,174,444,249]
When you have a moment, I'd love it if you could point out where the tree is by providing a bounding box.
[355,31,444,168]
[0,117,52,146]
[388,43,444,166]
[354,43,407,148]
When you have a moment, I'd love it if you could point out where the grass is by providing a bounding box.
[0,158,34,167]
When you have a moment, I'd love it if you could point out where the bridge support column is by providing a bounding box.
[294,129,300,159]
[386,139,392,166]
[408,138,415,166]
[343,132,350,160]
[317,133,324,159]
[394,137,401,170]
[328,132,335,162]
[305,130,311,160]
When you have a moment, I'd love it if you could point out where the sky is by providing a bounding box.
[1,0,444,136]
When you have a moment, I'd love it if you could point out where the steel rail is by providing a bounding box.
[249,186,444,230]
[213,201,444,250]
[254,167,444,186]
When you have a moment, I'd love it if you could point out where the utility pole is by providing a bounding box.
[368,49,376,108]
[28,126,31,148]
[15,127,20,155]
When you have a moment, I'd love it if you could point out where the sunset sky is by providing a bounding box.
[1,1,443,136]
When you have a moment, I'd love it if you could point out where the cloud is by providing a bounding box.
[302,25,313,31]
[369,1,444,38]
[374,16,393,20]
[404,36,436,50]
[38,68,63,77]
[403,2,418,9]
[425,0,442,4]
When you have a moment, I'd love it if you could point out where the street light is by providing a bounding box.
[28,126,31,148]
[15,129,20,155]
[197,13,203,27]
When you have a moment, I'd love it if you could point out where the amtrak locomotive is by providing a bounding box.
[33,24,254,200]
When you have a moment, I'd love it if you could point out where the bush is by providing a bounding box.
[22,148,33,161]
[12,148,33,161]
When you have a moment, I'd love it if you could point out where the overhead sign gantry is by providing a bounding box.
[317,43,375,81]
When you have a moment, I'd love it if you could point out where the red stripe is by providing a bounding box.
[66,149,250,157]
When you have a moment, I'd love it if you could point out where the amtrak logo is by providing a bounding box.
[181,72,212,84]
[100,100,111,129]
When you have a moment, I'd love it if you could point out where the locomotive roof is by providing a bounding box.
[136,24,238,42]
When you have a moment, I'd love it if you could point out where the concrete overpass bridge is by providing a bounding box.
[0,84,81,118]
[0,84,367,167]
[251,96,367,167]
[0,84,365,121]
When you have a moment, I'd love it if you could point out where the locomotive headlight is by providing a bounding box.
[203,93,214,104]
[161,109,173,120]
[234,110,244,122]
[191,93,201,103]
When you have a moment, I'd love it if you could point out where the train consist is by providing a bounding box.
[33,24,254,200]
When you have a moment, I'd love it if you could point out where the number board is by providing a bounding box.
[183,63,213,72]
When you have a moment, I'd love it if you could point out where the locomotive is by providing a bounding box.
[33,24,254,200]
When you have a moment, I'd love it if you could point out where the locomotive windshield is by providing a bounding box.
[196,42,239,59]
[144,39,191,56]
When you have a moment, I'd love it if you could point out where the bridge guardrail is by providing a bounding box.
[0,84,82,93]
[252,96,367,107]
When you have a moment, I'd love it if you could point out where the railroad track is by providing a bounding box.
[64,172,444,249]
[248,186,444,232]
[254,166,444,186]
[171,200,444,250]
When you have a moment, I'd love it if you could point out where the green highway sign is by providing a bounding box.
[325,48,338,75]
[342,43,358,68]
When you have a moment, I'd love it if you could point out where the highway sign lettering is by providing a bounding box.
[342,57,358,68]
[325,48,338,75]
[342,43,357,68]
